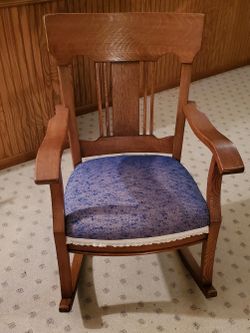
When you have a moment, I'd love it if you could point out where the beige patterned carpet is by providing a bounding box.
[0,66,249,333]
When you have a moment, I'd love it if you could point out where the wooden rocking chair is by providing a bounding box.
[35,13,244,312]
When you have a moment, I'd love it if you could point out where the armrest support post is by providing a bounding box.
[50,171,65,235]
[207,157,222,224]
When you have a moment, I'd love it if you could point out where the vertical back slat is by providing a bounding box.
[103,62,110,136]
[111,62,140,136]
[58,65,81,166]
[149,61,156,135]
[109,63,113,136]
[95,62,104,137]
[143,62,148,135]
[172,64,192,160]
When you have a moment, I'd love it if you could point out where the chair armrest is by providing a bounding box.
[35,105,69,184]
[183,102,244,175]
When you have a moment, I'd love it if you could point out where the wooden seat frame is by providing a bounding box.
[35,13,244,312]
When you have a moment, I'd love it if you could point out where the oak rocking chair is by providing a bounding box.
[35,13,244,312]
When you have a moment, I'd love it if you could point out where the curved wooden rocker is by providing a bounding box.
[35,13,244,312]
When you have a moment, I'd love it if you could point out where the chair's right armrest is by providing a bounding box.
[35,105,69,185]
[183,102,244,175]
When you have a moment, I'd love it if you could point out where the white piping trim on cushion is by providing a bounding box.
[66,226,209,247]
[81,152,171,163]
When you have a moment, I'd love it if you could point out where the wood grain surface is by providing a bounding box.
[0,0,249,169]
[0,0,53,7]
[111,62,140,136]
[44,12,204,63]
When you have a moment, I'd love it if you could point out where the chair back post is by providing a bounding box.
[58,65,81,167]
[172,63,192,160]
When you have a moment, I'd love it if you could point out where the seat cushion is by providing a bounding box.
[65,155,209,243]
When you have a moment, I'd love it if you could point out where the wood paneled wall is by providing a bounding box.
[0,0,249,169]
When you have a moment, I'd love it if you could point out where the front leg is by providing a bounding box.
[178,157,221,298]
[50,174,84,312]
[201,157,222,287]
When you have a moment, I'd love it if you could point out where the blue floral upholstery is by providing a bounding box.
[65,155,209,240]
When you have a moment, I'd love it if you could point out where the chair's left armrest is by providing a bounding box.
[183,102,244,175]
[35,105,69,185]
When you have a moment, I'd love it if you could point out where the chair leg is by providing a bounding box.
[200,222,220,295]
[178,225,220,298]
[179,156,221,298]
[59,253,84,312]
[178,247,217,298]
[54,234,84,312]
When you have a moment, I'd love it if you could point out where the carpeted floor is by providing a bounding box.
[0,66,249,333]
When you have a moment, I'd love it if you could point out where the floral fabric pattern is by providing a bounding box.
[65,155,209,240]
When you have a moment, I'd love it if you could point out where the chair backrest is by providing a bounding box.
[44,13,204,166]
